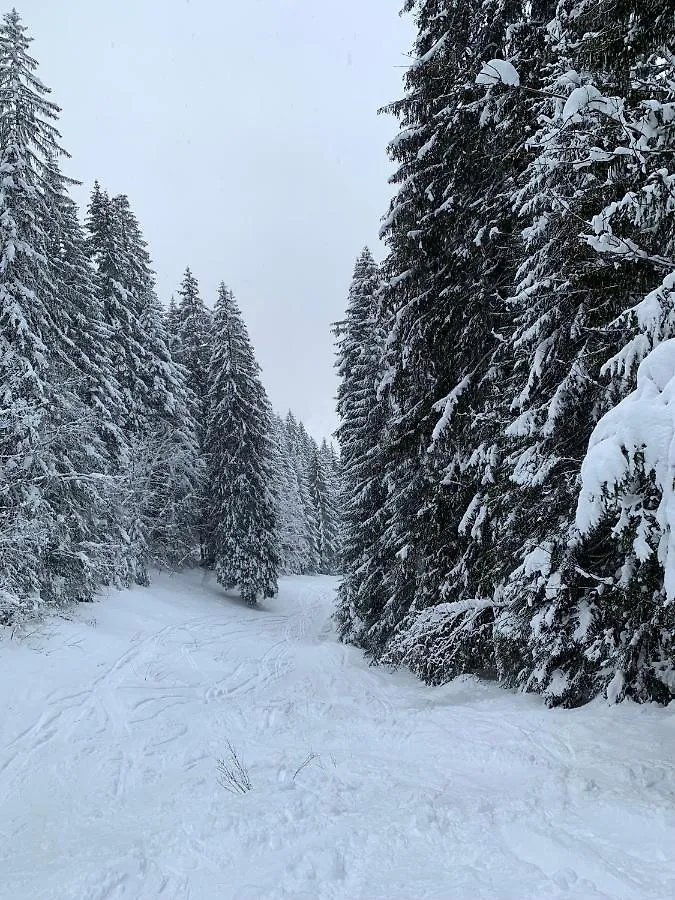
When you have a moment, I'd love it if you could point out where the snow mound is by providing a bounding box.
[578,339,675,597]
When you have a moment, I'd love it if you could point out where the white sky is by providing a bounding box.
[20,0,413,441]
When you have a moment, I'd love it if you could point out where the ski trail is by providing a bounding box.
[0,571,674,900]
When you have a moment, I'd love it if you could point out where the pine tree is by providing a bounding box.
[285,411,321,573]
[86,188,200,581]
[334,248,389,644]
[40,158,132,593]
[175,266,211,431]
[0,10,117,614]
[307,441,341,574]
[204,284,279,604]
[363,0,542,678]
[85,185,154,439]
[270,414,312,575]
[493,0,675,704]
[166,294,181,356]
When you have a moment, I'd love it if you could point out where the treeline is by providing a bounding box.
[335,0,675,706]
[0,10,340,622]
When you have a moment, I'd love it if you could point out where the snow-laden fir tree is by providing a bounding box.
[319,437,342,566]
[0,10,122,616]
[289,419,341,573]
[270,414,313,574]
[285,411,320,573]
[40,158,132,593]
[166,294,181,356]
[204,284,279,604]
[307,441,341,574]
[362,0,547,679]
[334,248,389,645]
[496,0,675,705]
[174,266,212,431]
[171,266,211,560]
[86,188,200,581]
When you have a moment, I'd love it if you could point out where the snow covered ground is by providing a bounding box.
[1,573,674,900]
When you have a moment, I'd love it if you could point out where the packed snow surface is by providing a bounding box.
[1,573,674,900]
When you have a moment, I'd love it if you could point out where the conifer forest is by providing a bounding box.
[337,0,675,709]
[1,3,675,897]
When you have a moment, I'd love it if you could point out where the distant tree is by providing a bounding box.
[270,414,313,575]
[334,248,388,640]
[285,411,320,573]
[175,266,211,432]
[307,442,341,574]
[166,294,181,356]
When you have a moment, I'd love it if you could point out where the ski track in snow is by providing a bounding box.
[0,572,674,899]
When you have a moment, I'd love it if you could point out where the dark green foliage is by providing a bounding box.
[204,285,279,605]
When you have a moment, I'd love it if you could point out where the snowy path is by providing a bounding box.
[1,573,674,900]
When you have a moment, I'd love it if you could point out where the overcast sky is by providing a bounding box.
[20,0,413,441]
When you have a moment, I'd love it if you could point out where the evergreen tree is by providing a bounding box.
[270,414,312,575]
[204,284,279,604]
[285,411,321,573]
[362,0,542,678]
[0,10,118,614]
[334,248,389,643]
[41,159,132,593]
[85,185,153,439]
[175,266,211,430]
[86,188,200,580]
[307,441,341,574]
[166,294,181,356]
[491,0,675,704]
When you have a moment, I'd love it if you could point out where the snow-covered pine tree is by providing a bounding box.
[85,184,154,441]
[366,0,542,679]
[135,292,202,571]
[270,414,312,575]
[175,266,212,432]
[86,189,200,580]
[204,284,279,604]
[285,411,320,573]
[114,195,201,576]
[0,10,119,615]
[491,0,675,705]
[166,294,181,356]
[40,158,132,593]
[307,440,341,574]
[334,247,389,645]
[527,0,675,704]
[319,437,342,563]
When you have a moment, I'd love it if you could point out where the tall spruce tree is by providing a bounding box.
[361,0,543,680]
[166,294,181,356]
[0,10,121,614]
[204,284,279,604]
[307,441,341,574]
[270,414,313,575]
[175,266,211,431]
[334,248,389,644]
[491,0,675,705]
[285,411,321,573]
[86,188,200,581]
[41,159,132,594]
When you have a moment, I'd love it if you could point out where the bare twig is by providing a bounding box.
[217,742,252,795]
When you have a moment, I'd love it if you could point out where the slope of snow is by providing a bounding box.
[1,572,674,900]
